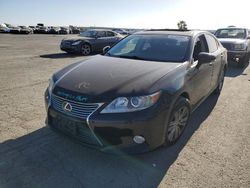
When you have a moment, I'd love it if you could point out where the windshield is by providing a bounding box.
[215,28,247,39]
[79,30,97,38]
[106,34,190,62]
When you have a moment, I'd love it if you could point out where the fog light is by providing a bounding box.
[133,135,145,144]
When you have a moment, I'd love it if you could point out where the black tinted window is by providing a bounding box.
[205,34,218,53]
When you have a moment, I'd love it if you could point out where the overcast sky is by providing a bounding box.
[0,0,249,29]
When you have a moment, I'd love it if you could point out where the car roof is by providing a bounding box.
[216,27,247,30]
[135,29,207,37]
[87,29,113,32]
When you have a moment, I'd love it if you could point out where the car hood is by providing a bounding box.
[53,55,182,102]
[218,38,246,44]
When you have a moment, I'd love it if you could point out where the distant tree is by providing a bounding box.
[177,21,188,30]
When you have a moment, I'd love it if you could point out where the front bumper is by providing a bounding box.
[45,91,169,154]
[60,43,81,53]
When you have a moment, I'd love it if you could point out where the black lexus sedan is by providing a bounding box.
[60,29,124,55]
[45,29,227,153]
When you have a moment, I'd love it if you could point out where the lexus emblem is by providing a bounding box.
[76,81,90,89]
[62,102,72,112]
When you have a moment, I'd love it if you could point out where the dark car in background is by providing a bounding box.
[60,29,124,55]
[215,27,250,67]
[46,30,227,153]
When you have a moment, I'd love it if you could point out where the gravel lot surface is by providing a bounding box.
[0,34,249,188]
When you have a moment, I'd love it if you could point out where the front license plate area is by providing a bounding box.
[50,112,79,136]
[48,109,101,146]
[59,118,77,135]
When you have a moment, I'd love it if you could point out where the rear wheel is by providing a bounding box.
[81,43,91,56]
[165,97,190,145]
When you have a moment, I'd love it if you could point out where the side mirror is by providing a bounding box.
[103,46,110,54]
[198,52,216,64]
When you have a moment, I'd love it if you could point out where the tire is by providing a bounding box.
[214,66,225,95]
[238,54,249,68]
[81,43,91,56]
[165,97,191,145]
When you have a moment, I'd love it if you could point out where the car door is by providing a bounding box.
[94,31,108,51]
[187,34,213,105]
[205,34,223,89]
[106,31,121,46]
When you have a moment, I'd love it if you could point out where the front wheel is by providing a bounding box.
[81,43,91,56]
[165,97,190,145]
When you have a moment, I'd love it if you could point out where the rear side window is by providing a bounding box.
[107,31,115,37]
[205,34,218,53]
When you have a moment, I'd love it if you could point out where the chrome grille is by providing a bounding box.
[51,94,99,120]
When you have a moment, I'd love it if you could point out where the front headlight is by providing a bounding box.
[234,43,246,50]
[48,78,54,94]
[71,41,81,46]
[101,91,161,113]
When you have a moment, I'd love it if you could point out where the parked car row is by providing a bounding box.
[0,23,81,34]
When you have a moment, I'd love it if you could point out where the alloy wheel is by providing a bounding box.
[81,44,91,56]
[167,106,189,142]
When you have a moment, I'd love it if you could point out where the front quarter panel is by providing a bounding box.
[149,62,190,107]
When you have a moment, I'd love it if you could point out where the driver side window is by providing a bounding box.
[193,35,208,61]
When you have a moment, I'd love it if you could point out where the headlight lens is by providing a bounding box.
[101,91,161,113]
[71,41,81,46]
[234,43,246,50]
[48,78,54,94]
